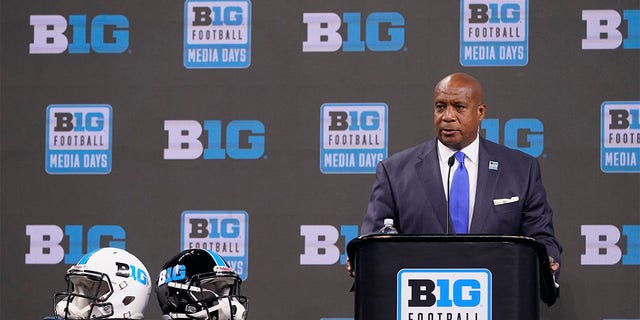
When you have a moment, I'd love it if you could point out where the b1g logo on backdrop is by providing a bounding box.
[25,224,125,264]
[320,103,387,174]
[300,224,358,265]
[30,14,129,54]
[46,104,112,174]
[181,211,248,280]
[303,12,405,52]
[164,120,265,160]
[397,269,492,320]
[581,225,639,265]
[460,0,528,66]
[600,101,640,172]
[184,0,251,68]
[481,118,543,157]
[582,9,640,50]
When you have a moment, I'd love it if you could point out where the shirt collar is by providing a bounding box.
[437,135,480,166]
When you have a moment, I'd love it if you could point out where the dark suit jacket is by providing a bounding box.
[362,137,562,262]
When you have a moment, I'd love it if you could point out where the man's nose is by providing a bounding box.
[442,105,456,121]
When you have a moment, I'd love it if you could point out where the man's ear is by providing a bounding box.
[477,104,486,120]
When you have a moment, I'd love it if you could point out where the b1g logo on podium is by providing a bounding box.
[320,103,387,174]
[184,0,251,68]
[600,101,640,173]
[397,269,492,320]
[181,210,248,280]
[460,0,528,66]
[46,104,112,174]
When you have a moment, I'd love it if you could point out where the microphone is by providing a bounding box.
[446,154,455,234]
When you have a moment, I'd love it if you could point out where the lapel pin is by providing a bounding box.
[489,161,499,170]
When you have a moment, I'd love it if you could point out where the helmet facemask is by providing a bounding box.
[162,272,247,320]
[192,273,247,320]
[54,271,115,319]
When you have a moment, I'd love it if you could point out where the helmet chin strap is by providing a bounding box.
[168,297,244,320]
[56,300,92,319]
[186,299,230,320]
[202,297,246,320]
[229,298,247,320]
[55,299,113,319]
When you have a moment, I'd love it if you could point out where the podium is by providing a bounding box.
[346,234,557,320]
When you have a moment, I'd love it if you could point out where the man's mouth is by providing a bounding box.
[441,128,458,135]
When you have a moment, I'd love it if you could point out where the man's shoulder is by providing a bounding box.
[376,139,436,175]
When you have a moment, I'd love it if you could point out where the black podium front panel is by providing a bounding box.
[348,235,547,320]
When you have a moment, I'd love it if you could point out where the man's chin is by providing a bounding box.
[438,136,463,149]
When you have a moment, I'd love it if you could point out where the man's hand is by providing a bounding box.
[346,257,355,278]
[549,256,560,275]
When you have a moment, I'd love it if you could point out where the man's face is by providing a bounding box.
[433,81,485,150]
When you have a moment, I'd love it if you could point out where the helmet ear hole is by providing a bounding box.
[196,290,217,303]
[122,296,135,306]
[167,296,179,309]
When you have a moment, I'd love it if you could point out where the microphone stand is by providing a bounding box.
[446,155,455,234]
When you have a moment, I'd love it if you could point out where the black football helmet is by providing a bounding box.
[156,249,247,320]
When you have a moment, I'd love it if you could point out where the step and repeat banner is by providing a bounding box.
[1,0,639,319]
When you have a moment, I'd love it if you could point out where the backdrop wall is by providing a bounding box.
[1,0,639,319]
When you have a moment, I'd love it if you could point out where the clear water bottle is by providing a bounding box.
[379,218,398,234]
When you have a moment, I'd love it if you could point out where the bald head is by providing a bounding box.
[434,73,484,105]
[433,73,486,150]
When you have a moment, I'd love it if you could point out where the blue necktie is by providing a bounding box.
[450,151,469,234]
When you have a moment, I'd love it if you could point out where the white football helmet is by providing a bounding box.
[156,249,248,320]
[53,247,152,319]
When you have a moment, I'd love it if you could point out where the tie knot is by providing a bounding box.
[454,151,466,164]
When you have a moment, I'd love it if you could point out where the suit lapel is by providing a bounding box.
[470,138,500,233]
[415,140,449,233]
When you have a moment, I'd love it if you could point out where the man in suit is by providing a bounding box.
[353,72,561,276]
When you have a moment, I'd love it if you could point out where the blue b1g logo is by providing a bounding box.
[299,224,358,265]
[46,104,112,174]
[184,0,251,68]
[30,14,129,54]
[302,12,405,52]
[582,9,640,50]
[601,101,640,173]
[460,0,528,66]
[164,120,265,160]
[398,269,492,320]
[320,103,388,174]
[25,224,125,264]
[181,210,249,280]
[481,118,543,157]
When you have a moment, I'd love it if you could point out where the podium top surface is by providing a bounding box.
[347,234,546,258]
